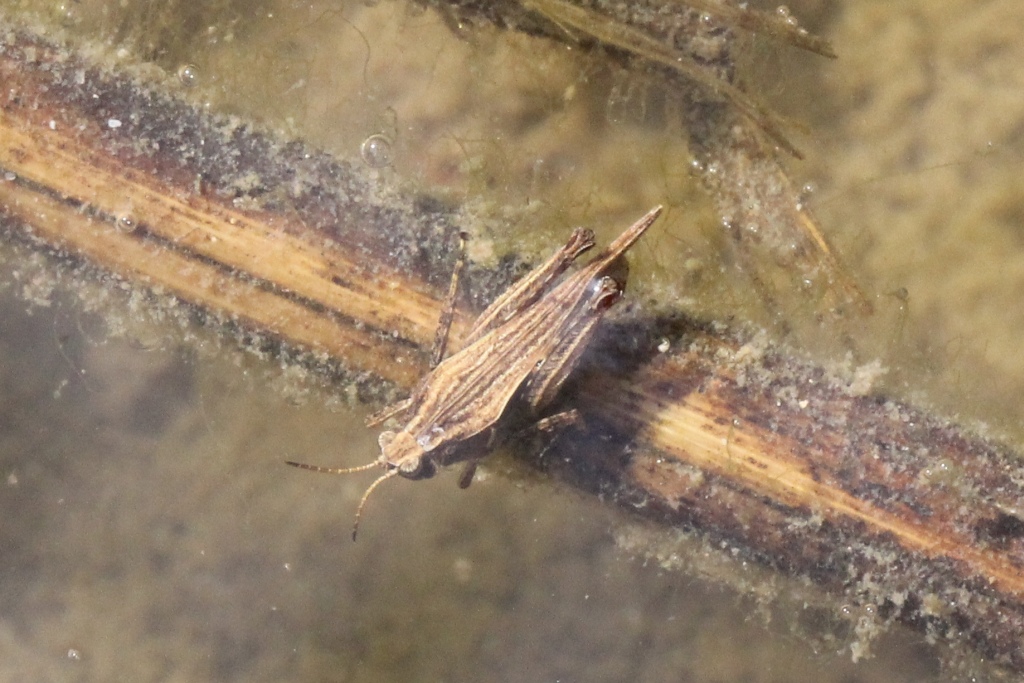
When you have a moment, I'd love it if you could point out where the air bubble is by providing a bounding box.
[360,134,393,168]
[115,214,138,233]
[796,182,816,210]
[775,5,798,26]
[177,64,199,88]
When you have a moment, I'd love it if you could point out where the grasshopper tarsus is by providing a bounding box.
[456,460,479,489]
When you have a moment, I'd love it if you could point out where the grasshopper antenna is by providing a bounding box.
[350,469,400,541]
[284,459,381,475]
[285,459,400,540]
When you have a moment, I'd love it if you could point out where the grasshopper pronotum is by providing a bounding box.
[288,206,663,538]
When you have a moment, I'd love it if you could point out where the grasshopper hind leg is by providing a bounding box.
[365,232,468,430]
[431,231,470,367]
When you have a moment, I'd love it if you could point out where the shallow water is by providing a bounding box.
[2,0,1024,681]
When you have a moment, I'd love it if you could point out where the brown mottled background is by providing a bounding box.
[2,0,1023,681]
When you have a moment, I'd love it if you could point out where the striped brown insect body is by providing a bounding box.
[288,206,663,538]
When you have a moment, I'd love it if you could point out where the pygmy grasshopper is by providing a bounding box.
[288,206,663,538]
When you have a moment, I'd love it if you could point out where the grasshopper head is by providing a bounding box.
[378,430,438,480]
